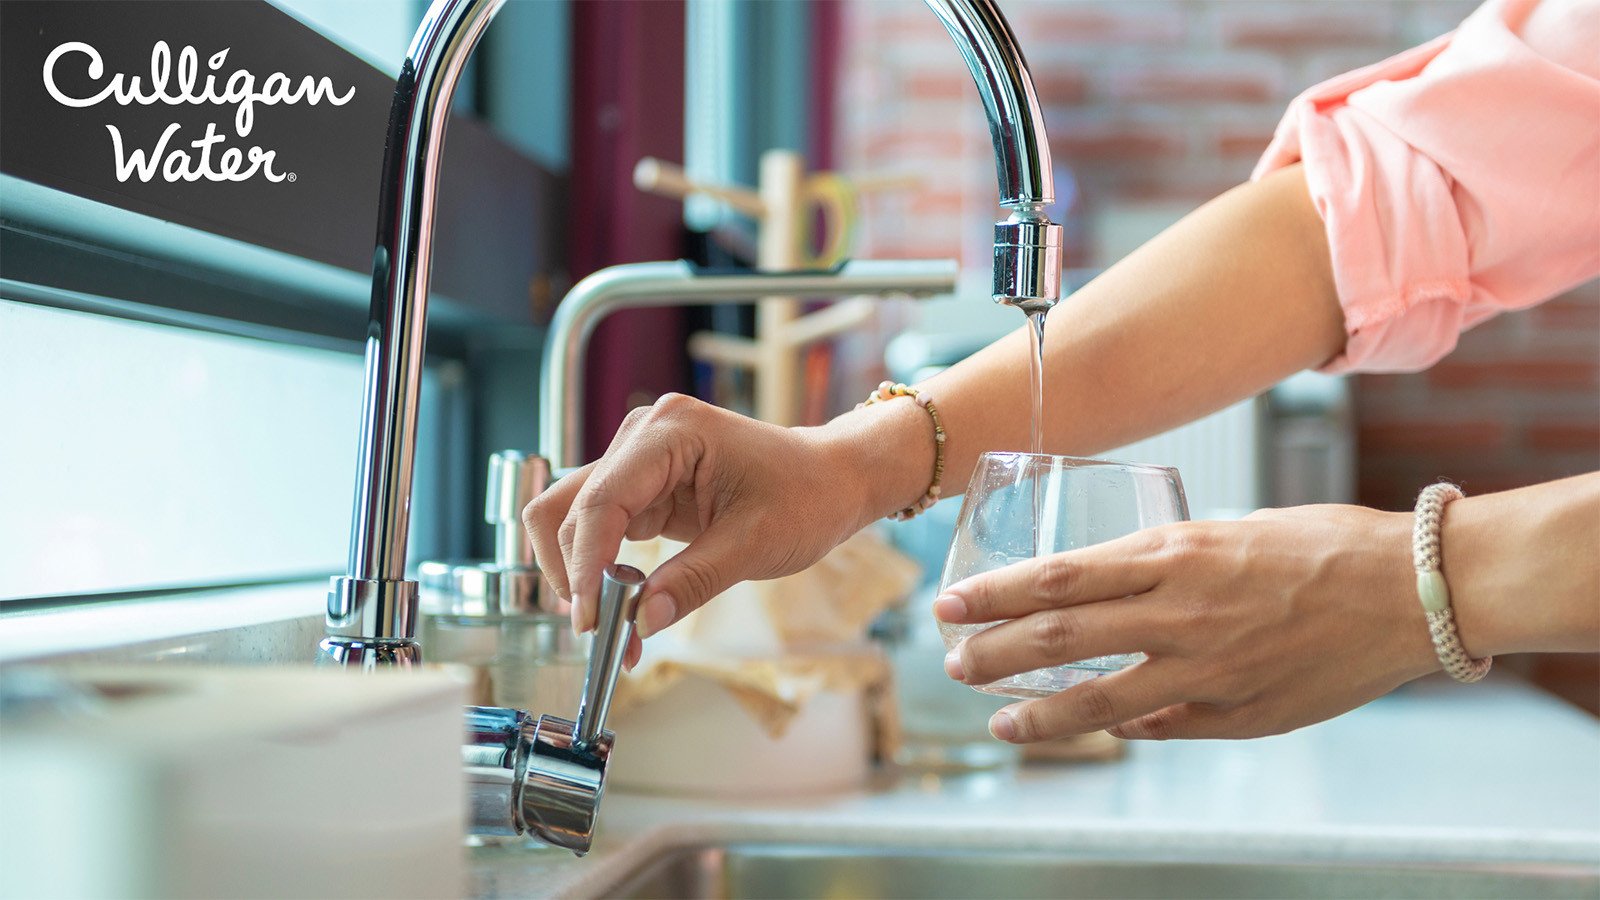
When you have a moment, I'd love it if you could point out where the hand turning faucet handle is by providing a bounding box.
[461,563,646,855]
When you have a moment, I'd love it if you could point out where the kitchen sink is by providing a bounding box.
[599,843,1600,899]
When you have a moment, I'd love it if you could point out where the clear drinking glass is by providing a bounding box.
[938,452,1189,699]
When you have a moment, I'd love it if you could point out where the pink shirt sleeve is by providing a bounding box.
[1253,0,1600,374]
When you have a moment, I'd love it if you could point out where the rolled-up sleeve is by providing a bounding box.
[1254,0,1600,374]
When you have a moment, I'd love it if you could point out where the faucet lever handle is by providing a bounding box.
[573,563,646,749]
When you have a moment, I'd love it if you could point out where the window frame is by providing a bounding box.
[0,0,568,605]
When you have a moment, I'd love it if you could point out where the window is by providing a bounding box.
[0,1,566,605]
[0,297,461,602]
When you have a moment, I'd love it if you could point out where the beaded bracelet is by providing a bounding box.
[858,381,945,521]
[1412,482,1492,684]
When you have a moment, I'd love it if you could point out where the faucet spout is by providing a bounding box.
[922,0,1052,210]
[923,0,1064,311]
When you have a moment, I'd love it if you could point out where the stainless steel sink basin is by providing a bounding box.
[600,843,1599,899]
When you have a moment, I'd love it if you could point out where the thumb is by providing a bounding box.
[635,524,750,638]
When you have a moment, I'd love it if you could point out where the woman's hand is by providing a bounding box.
[523,393,930,664]
[934,505,1442,742]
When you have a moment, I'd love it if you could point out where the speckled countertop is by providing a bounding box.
[471,675,1600,899]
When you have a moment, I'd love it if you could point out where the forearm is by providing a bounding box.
[1443,472,1600,657]
[832,163,1346,517]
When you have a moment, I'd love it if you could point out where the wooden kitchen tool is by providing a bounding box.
[633,149,919,426]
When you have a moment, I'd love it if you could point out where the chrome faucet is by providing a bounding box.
[321,0,505,668]
[324,0,1061,663]
[319,0,1063,853]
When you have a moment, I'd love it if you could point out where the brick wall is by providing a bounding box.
[839,1,1480,264]
[837,0,1596,503]
[838,0,1598,712]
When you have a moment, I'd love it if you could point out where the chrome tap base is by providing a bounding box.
[522,713,610,855]
[317,636,423,668]
[419,561,546,618]
[462,709,612,855]
[326,576,419,639]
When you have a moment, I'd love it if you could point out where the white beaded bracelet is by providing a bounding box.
[1412,483,1492,684]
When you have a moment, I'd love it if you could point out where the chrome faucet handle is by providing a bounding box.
[461,563,645,854]
[572,564,645,749]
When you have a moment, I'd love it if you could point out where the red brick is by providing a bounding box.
[864,128,980,161]
[867,13,949,43]
[1530,295,1600,331]
[1110,68,1280,105]
[1445,316,1522,361]
[1526,423,1600,453]
[1450,471,1548,496]
[1217,126,1280,158]
[904,72,971,102]
[1427,360,1600,389]
[908,191,969,217]
[1357,462,1547,507]
[1356,475,1417,511]
[1224,12,1395,51]
[1031,71,1090,106]
[1027,8,1186,46]
[1355,373,1414,395]
[1358,420,1509,453]
[1050,125,1186,163]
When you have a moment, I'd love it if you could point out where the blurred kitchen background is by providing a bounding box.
[1,0,1594,704]
[3,2,1598,895]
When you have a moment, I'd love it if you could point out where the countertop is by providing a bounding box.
[471,673,1600,898]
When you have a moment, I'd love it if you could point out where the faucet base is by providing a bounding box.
[522,713,610,855]
[463,708,611,855]
[317,637,423,669]
[325,575,419,639]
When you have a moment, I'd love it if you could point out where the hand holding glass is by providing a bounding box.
[938,453,1189,699]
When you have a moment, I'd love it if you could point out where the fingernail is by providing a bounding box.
[932,594,967,622]
[943,647,965,681]
[636,593,676,639]
[989,709,1017,742]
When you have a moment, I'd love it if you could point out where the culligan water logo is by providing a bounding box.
[43,41,356,184]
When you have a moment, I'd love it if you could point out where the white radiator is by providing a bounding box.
[1105,398,1265,521]
[1106,371,1356,520]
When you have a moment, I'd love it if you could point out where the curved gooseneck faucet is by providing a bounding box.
[321,0,1064,664]
[321,0,505,665]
